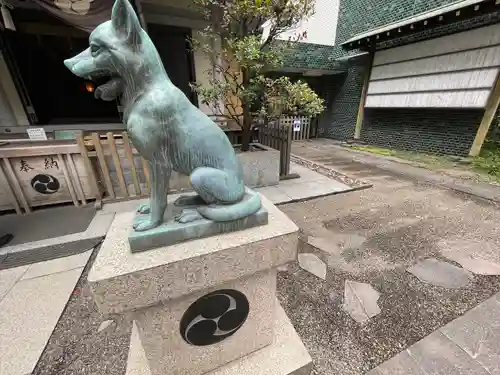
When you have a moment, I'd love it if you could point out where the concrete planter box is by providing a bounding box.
[168,143,280,192]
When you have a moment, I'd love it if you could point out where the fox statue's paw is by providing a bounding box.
[175,209,203,223]
[133,217,162,232]
[137,203,150,214]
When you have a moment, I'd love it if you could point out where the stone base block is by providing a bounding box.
[126,301,312,375]
[88,195,298,315]
[89,195,309,375]
[134,269,276,375]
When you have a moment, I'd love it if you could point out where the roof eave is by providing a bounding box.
[340,0,498,51]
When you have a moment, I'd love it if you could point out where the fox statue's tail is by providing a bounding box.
[197,189,262,222]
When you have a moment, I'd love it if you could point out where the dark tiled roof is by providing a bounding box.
[279,42,346,71]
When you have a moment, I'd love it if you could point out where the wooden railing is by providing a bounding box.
[76,132,151,204]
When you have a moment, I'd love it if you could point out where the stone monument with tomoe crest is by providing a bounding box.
[71,1,311,375]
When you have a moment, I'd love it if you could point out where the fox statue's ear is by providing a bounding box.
[111,0,142,46]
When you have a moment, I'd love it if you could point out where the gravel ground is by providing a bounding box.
[276,150,500,374]
[32,246,132,375]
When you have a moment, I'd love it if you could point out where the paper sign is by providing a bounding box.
[293,119,301,132]
[27,128,47,141]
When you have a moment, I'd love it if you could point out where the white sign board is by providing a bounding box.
[293,119,301,132]
[27,128,47,141]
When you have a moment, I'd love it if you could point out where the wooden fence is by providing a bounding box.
[257,120,293,177]
[279,116,312,141]
[76,132,151,204]
[0,140,99,213]
[76,120,296,203]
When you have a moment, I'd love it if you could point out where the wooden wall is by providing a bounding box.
[366,23,500,108]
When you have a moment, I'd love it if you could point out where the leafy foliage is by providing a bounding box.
[189,0,325,150]
[472,140,500,178]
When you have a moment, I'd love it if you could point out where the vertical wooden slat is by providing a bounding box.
[299,116,303,140]
[122,132,142,196]
[279,125,284,176]
[272,124,276,150]
[283,125,288,174]
[141,157,151,194]
[298,116,302,140]
[285,123,292,176]
[300,117,303,140]
[2,158,31,213]
[57,153,79,207]
[76,134,101,202]
[355,52,374,140]
[107,132,128,197]
[277,125,281,149]
[299,116,304,141]
[0,162,21,214]
[67,154,87,205]
[470,70,500,156]
[282,126,287,176]
[92,133,115,198]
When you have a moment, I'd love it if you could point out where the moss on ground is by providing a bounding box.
[349,143,500,185]
[471,140,500,182]
[349,145,456,169]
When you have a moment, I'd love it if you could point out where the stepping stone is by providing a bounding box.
[307,233,366,255]
[407,258,471,288]
[339,233,366,250]
[342,280,381,324]
[298,253,327,280]
[307,236,341,255]
[98,319,115,333]
[277,264,289,272]
[443,253,500,276]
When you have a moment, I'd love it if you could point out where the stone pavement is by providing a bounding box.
[0,205,96,246]
[368,293,500,375]
[0,249,94,375]
[293,139,500,203]
[255,162,354,204]
[0,209,114,270]
[275,139,500,374]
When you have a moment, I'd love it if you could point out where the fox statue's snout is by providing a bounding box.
[64,48,94,78]
[63,0,144,100]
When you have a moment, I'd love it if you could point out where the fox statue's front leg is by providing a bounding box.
[133,160,171,232]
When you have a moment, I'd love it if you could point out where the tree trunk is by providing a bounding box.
[241,68,252,152]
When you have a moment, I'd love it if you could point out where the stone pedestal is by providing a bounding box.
[88,195,312,375]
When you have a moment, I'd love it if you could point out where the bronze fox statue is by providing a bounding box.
[64,0,261,231]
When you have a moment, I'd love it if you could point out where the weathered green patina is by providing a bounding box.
[64,0,263,236]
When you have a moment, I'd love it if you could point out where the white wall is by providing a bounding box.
[0,53,29,127]
[192,31,214,115]
[262,0,340,46]
[366,24,500,109]
[192,31,224,117]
